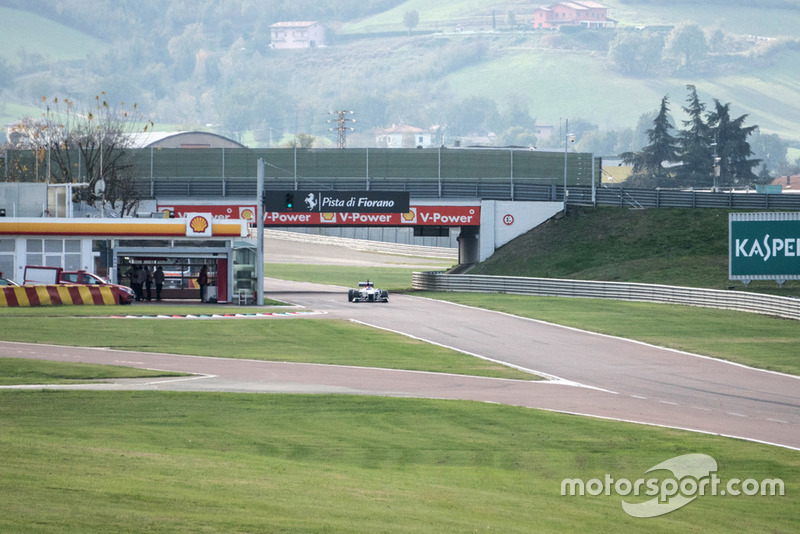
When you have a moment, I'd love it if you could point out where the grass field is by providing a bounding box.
[0,307,532,380]
[0,391,797,533]
[264,263,449,291]
[0,357,186,385]
[470,207,800,295]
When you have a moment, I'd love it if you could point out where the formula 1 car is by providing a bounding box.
[347,280,389,303]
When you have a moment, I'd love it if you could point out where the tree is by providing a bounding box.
[7,94,153,215]
[607,30,664,76]
[666,23,708,70]
[749,131,788,175]
[675,84,713,186]
[282,133,316,148]
[621,96,679,182]
[707,100,760,186]
[403,10,419,36]
[507,11,517,28]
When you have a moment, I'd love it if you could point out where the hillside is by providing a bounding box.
[1,0,800,153]
[469,207,800,295]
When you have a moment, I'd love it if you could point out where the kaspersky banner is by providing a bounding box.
[159,204,480,227]
[730,212,800,282]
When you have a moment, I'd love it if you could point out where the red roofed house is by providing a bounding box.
[270,21,327,49]
[532,2,613,29]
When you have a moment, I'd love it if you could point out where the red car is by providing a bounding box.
[60,270,136,305]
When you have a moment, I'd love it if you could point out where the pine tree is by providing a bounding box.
[707,100,760,186]
[675,85,713,186]
[622,96,679,182]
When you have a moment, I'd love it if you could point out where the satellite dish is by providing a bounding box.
[94,179,106,195]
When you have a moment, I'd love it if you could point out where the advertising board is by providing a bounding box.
[262,191,410,214]
[729,212,800,283]
[157,204,480,227]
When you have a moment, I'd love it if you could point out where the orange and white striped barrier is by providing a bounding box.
[0,285,120,307]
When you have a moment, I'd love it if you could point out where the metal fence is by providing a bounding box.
[411,272,800,320]
[133,175,800,211]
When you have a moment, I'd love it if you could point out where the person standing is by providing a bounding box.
[196,265,208,303]
[144,267,153,301]
[154,266,165,301]
[131,265,145,301]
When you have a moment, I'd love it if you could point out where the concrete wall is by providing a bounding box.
[479,200,563,262]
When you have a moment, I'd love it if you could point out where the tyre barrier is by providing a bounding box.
[0,285,120,307]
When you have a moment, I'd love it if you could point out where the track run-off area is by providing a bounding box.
[2,275,799,451]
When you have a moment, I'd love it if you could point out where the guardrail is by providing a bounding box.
[411,272,800,320]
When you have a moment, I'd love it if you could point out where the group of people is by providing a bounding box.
[126,265,165,301]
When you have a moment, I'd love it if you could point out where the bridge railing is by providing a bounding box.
[411,271,800,320]
[132,177,800,211]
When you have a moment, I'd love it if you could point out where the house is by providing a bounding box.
[532,2,614,29]
[375,125,435,148]
[269,21,327,49]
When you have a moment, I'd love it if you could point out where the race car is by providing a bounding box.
[347,280,389,303]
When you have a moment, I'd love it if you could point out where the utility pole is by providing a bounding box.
[328,110,355,148]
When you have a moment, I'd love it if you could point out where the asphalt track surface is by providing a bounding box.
[2,276,799,451]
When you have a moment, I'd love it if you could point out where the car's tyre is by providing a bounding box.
[348,289,355,302]
[380,290,389,302]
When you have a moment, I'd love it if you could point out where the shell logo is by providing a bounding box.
[402,208,417,223]
[321,212,336,223]
[240,208,254,220]
[190,216,209,233]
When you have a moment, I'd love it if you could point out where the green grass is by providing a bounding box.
[265,263,451,291]
[0,391,796,533]
[470,207,800,295]
[0,311,532,380]
[417,292,800,375]
[0,7,105,63]
[0,357,186,385]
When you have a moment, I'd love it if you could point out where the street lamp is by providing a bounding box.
[563,121,575,215]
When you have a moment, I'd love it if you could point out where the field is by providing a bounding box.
[1,390,797,532]
[3,209,800,530]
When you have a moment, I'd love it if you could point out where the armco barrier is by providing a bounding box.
[0,285,120,307]
[412,272,800,320]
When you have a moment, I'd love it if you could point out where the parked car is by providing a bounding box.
[60,270,136,305]
[0,275,19,286]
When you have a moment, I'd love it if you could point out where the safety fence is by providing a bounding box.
[127,177,800,211]
[0,285,120,307]
[411,272,800,320]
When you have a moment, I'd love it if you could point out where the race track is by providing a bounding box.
[3,276,799,450]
